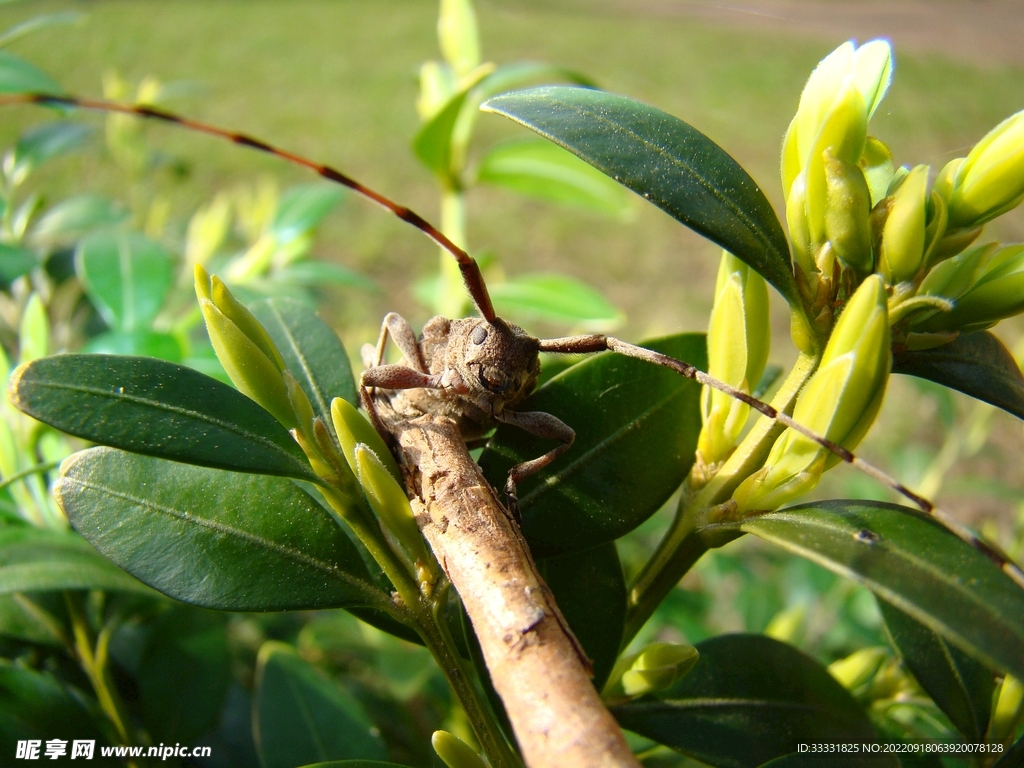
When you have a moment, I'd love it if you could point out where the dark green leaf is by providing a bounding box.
[0,525,155,597]
[251,298,358,426]
[82,329,184,361]
[878,600,993,742]
[482,86,798,305]
[30,194,128,242]
[75,230,174,332]
[0,593,65,645]
[0,242,36,284]
[738,501,1024,680]
[995,735,1024,768]
[758,756,896,768]
[476,137,633,218]
[272,184,345,244]
[255,642,387,768]
[480,333,704,556]
[0,663,106,756]
[540,543,625,689]
[298,762,413,767]
[139,607,231,743]
[13,121,92,174]
[11,354,317,481]
[612,634,880,768]
[0,50,61,95]
[276,261,376,291]
[894,331,1024,421]
[57,448,380,611]
[489,272,623,329]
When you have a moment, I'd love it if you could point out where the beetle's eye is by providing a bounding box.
[470,325,488,345]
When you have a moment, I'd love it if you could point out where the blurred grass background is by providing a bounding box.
[2,0,1023,640]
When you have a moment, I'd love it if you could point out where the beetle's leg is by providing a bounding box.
[494,409,575,517]
[371,312,427,371]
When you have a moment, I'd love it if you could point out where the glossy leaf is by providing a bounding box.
[482,86,798,305]
[480,333,704,557]
[0,663,106,756]
[0,50,61,95]
[894,331,1024,420]
[476,137,633,218]
[255,642,388,768]
[0,525,155,597]
[57,448,379,611]
[488,272,623,330]
[272,184,345,244]
[251,298,358,427]
[0,242,36,284]
[878,600,994,741]
[612,634,879,768]
[30,194,129,242]
[539,543,625,689]
[12,121,92,175]
[738,501,1024,680]
[75,230,174,332]
[11,353,317,480]
[139,608,230,743]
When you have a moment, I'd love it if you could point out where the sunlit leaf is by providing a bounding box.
[488,272,623,330]
[12,121,92,176]
[271,184,345,245]
[30,194,129,243]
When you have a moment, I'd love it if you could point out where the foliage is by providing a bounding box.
[1,2,1024,768]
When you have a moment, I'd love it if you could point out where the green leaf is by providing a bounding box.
[12,121,92,175]
[11,353,317,481]
[0,242,36,284]
[995,735,1024,768]
[0,12,83,48]
[482,86,799,306]
[474,62,595,104]
[489,272,623,330]
[298,762,413,767]
[255,642,388,768]
[758,756,896,768]
[0,662,106,756]
[250,298,359,427]
[539,543,625,689]
[138,607,231,743]
[0,50,61,95]
[0,525,156,597]
[82,329,184,361]
[480,333,704,557]
[276,261,376,291]
[56,448,379,611]
[878,599,994,742]
[272,184,345,244]
[30,194,129,242]
[0,593,65,645]
[75,230,174,332]
[893,331,1024,420]
[477,137,633,218]
[413,85,475,180]
[738,501,1024,680]
[611,634,880,768]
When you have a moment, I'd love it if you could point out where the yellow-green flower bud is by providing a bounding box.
[194,265,295,428]
[828,647,888,691]
[989,674,1024,745]
[948,110,1024,228]
[283,370,316,438]
[734,276,890,512]
[878,165,929,284]
[355,443,431,574]
[824,150,873,275]
[432,730,487,768]
[913,243,1024,333]
[330,396,402,483]
[786,172,815,278]
[185,192,231,268]
[606,643,699,701]
[698,252,770,466]
[861,137,895,207]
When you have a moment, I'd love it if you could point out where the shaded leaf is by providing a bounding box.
[0,50,61,95]
[540,543,625,690]
[878,600,994,742]
[612,634,880,768]
[75,230,174,332]
[483,86,798,305]
[476,137,633,218]
[11,353,317,481]
[12,121,92,175]
[894,331,1024,420]
[298,763,413,768]
[57,448,380,611]
[30,194,128,242]
[738,501,1024,680]
[272,184,345,244]
[995,735,1024,768]
[480,333,704,556]
[251,298,358,425]
[0,525,155,597]
[0,593,66,645]
[759,756,895,768]
[139,607,231,743]
[255,642,387,768]
[489,272,623,330]
[0,242,36,284]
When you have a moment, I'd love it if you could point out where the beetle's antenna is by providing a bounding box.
[0,93,498,322]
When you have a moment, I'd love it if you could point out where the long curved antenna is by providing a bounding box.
[0,93,497,322]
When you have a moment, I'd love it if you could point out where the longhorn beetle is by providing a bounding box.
[3,92,1023,591]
